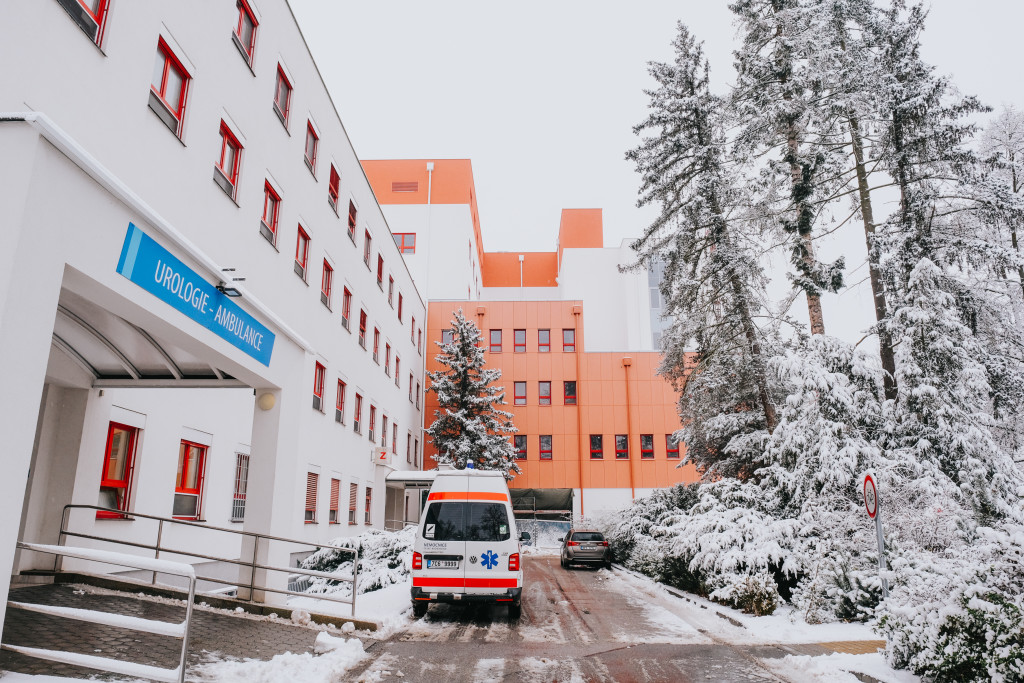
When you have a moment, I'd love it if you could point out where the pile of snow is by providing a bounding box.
[191,633,366,682]
[761,653,919,683]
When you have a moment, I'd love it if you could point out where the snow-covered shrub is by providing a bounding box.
[301,526,415,597]
[711,570,779,616]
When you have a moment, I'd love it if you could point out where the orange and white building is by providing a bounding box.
[364,160,699,516]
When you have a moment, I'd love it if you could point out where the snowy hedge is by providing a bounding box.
[300,526,414,597]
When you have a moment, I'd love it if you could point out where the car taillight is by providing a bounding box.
[509,553,520,571]
[567,541,579,547]
[412,551,422,570]
[601,541,609,547]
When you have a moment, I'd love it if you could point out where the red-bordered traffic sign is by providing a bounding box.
[863,473,878,519]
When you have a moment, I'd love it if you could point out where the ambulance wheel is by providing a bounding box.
[413,601,428,618]
[509,602,522,620]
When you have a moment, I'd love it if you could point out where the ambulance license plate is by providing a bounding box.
[427,560,458,569]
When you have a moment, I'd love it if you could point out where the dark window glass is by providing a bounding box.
[423,502,511,542]
[570,532,605,543]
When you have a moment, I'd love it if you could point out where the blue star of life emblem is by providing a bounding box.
[481,550,498,569]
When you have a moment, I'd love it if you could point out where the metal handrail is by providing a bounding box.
[53,504,360,616]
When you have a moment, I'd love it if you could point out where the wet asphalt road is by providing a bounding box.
[347,555,791,682]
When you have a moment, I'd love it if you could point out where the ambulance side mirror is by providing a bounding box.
[519,532,531,542]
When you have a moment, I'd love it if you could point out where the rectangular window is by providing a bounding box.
[564,381,577,405]
[354,394,363,434]
[384,343,391,375]
[539,435,553,460]
[365,487,372,524]
[98,422,137,518]
[415,382,421,409]
[514,435,527,460]
[514,329,526,353]
[442,329,454,345]
[150,38,190,138]
[538,381,551,405]
[329,478,340,523]
[342,288,352,330]
[348,483,358,524]
[407,434,413,463]
[347,201,358,242]
[214,121,242,199]
[394,233,416,254]
[388,277,394,306]
[328,165,340,212]
[273,65,291,126]
[312,361,325,411]
[392,423,398,454]
[394,356,401,386]
[304,121,318,175]
[641,434,655,459]
[233,0,258,64]
[377,255,384,289]
[369,405,377,442]
[381,415,388,448]
[304,472,318,523]
[58,0,111,47]
[363,230,372,267]
[490,330,502,353]
[666,434,681,459]
[409,373,414,402]
[359,310,368,348]
[615,434,629,459]
[411,317,416,343]
[321,260,333,308]
[514,382,526,405]
[373,328,380,362]
[538,329,550,353]
[230,452,249,522]
[335,380,346,423]
[261,182,280,244]
[590,434,603,459]
[414,439,420,467]
[398,294,404,322]
[174,441,206,520]
[294,226,310,280]
[418,328,423,354]
[563,329,576,352]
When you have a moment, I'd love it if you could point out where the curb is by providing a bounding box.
[609,563,746,629]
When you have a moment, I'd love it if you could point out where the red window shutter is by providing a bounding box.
[330,478,340,511]
[305,472,318,519]
[349,483,358,510]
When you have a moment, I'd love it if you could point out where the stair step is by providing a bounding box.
[0,643,179,683]
[7,601,186,637]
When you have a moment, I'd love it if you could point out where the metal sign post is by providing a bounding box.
[862,473,889,598]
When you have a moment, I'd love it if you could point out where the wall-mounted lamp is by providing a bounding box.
[257,393,276,411]
[218,268,246,298]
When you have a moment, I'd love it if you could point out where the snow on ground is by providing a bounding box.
[288,579,412,638]
[190,633,367,682]
[762,653,919,683]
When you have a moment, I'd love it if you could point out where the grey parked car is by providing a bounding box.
[559,529,611,569]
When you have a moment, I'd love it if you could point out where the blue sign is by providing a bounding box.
[481,550,498,570]
[116,223,275,366]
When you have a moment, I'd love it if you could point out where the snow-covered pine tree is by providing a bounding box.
[626,23,783,478]
[425,309,520,478]
[979,105,1024,298]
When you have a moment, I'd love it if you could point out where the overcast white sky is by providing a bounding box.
[289,0,1023,340]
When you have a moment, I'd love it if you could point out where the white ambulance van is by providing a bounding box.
[411,468,530,618]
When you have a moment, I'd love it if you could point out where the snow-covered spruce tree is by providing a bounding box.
[425,309,520,478]
[979,105,1024,299]
[626,23,784,480]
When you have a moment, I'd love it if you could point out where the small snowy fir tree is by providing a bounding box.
[425,309,519,478]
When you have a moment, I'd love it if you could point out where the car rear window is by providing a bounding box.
[423,502,511,542]
[570,532,605,542]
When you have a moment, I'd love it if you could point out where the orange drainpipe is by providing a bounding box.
[622,356,636,500]
[573,305,584,518]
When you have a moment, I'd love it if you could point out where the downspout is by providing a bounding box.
[573,305,585,518]
[622,356,636,500]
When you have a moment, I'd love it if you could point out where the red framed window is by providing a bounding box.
[388,277,395,306]
[365,487,373,524]
[381,415,388,448]
[395,356,401,386]
[514,382,526,405]
[414,438,420,467]
[641,434,655,459]
[335,380,346,424]
[273,65,292,126]
[321,260,333,308]
[328,165,340,212]
[407,434,413,463]
[174,441,206,520]
[304,121,318,174]
[514,435,527,460]
[392,423,398,455]
[97,422,137,518]
[666,434,681,459]
[539,435,553,460]
[490,330,502,353]
[377,255,384,289]
[416,382,421,409]
[564,381,577,405]
[347,201,357,241]
[563,329,576,352]
[411,317,416,343]
[150,38,190,137]
[398,294,404,322]
[233,0,258,64]
[373,328,380,362]
[418,328,422,354]
[61,0,111,47]
[393,233,416,254]
[384,343,391,375]
[615,434,629,459]
[354,394,363,433]
[348,483,358,524]
[369,405,377,442]
[295,226,310,280]
[342,288,352,330]
[514,329,526,353]
[312,361,325,411]
[215,121,242,198]
[363,230,372,266]
[329,478,340,523]
[230,453,249,522]
[261,182,280,244]
[538,329,550,353]
[538,381,551,405]
[409,373,415,402]
[304,472,318,522]
[358,310,368,348]
[590,434,603,459]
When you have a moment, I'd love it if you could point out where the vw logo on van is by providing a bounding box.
[469,555,478,564]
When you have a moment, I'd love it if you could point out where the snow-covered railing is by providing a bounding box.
[3,542,196,683]
[51,504,359,615]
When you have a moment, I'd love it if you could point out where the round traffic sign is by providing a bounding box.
[863,474,878,518]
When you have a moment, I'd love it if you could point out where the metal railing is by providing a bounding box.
[52,504,360,616]
[4,541,196,683]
